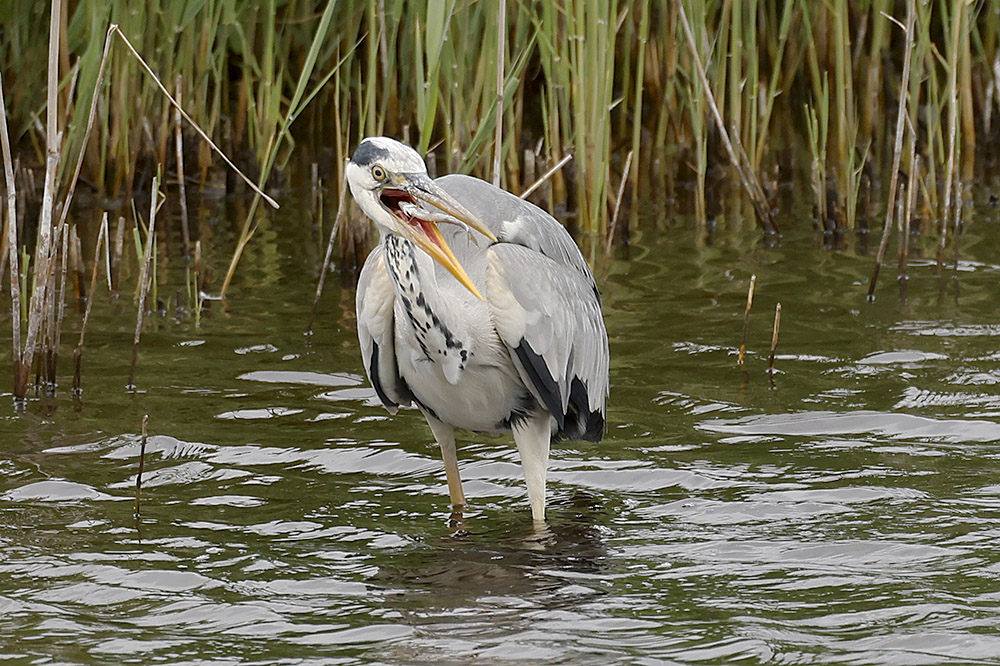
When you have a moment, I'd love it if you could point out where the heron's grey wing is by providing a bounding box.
[435,174,596,287]
[486,244,609,442]
[356,245,412,413]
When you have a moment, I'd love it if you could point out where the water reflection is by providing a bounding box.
[377,494,609,598]
[5,181,1000,663]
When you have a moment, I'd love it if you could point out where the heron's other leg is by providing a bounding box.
[513,414,553,522]
[424,412,466,510]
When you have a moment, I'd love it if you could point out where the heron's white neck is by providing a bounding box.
[382,233,472,383]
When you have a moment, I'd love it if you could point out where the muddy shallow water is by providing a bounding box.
[3,171,1000,664]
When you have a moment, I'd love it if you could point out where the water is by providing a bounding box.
[3,177,1000,665]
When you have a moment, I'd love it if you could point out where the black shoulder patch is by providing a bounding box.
[351,140,390,167]
[514,340,565,431]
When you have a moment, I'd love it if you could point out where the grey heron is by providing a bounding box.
[346,137,609,522]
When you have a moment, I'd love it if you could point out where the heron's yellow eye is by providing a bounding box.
[371,165,387,181]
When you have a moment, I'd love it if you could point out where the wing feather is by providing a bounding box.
[431,173,609,440]
[486,244,608,442]
[356,246,412,412]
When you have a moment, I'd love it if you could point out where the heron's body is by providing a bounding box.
[367,230,522,433]
[348,139,608,521]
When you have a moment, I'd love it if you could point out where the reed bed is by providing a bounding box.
[2,0,1000,398]
[2,1,997,233]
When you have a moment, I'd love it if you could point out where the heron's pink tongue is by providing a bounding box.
[416,219,445,250]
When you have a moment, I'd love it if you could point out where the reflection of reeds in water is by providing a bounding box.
[135,413,148,517]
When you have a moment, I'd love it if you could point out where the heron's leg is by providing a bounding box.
[424,412,466,510]
[512,415,553,522]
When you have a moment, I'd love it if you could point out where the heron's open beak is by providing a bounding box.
[396,176,497,301]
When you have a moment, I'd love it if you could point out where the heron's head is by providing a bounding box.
[346,137,496,300]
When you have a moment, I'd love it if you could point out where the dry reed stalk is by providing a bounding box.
[38,224,63,391]
[193,240,204,326]
[768,302,782,380]
[110,26,278,210]
[896,181,908,301]
[308,160,350,334]
[520,153,573,200]
[606,149,633,251]
[938,0,966,267]
[900,149,919,284]
[128,176,159,390]
[18,0,64,399]
[677,1,778,235]
[174,74,191,257]
[73,214,108,393]
[0,212,7,286]
[135,414,148,517]
[738,274,757,368]
[492,0,506,187]
[0,67,22,392]
[867,1,915,301]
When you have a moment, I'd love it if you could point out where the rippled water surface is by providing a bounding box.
[4,177,1000,665]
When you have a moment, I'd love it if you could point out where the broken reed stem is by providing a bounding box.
[492,0,506,187]
[768,302,782,378]
[677,0,778,235]
[174,74,191,257]
[606,149,633,252]
[0,66,23,389]
[128,176,159,390]
[110,25,278,210]
[308,160,350,334]
[73,214,108,393]
[18,0,64,399]
[135,413,148,517]
[738,274,757,368]
[867,0,915,302]
[520,153,573,200]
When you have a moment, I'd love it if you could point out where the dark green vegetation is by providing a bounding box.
[2,0,998,227]
[2,0,999,399]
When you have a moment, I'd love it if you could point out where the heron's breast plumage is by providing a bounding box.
[383,235,529,433]
[384,234,471,383]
